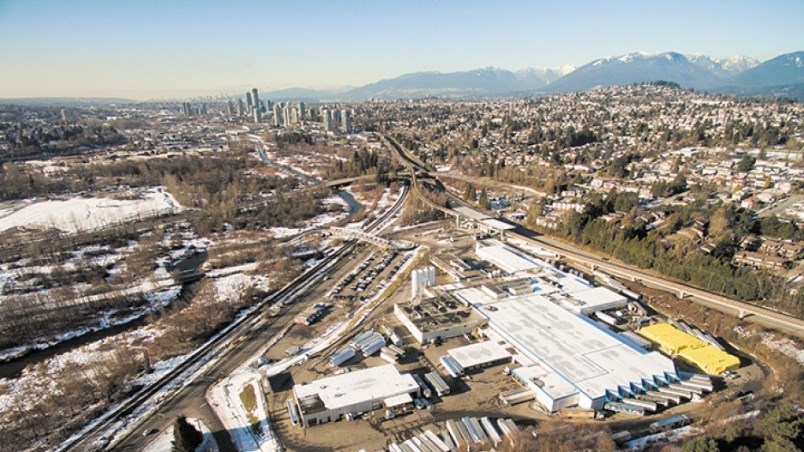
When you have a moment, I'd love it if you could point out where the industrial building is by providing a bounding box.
[394,297,484,344]
[292,364,420,427]
[639,323,740,375]
[473,241,628,315]
[447,341,511,372]
[445,242,679,413]
[474,240,550,274]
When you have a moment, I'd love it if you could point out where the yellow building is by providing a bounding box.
[639,323,700,355]
[678,346,740,375]
[639,323,739,375]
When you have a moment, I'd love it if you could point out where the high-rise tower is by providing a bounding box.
[251,88,261,122]
[341,109,352,134]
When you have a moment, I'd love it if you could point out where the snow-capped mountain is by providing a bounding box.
[267,51,803,101]
[687,54,760,77]
[343,66,575,99]
[547,52,718,92]
[720,51,804,88]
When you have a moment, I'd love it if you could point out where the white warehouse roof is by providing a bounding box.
[476,242,550,274]
[293,364,418,412]
[448,341,511,369]
[467,292,676,404]
[568,286,628,314]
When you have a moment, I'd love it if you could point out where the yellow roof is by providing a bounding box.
[639,323,701,353]
[679,346,740,375]
[639,323,740,375]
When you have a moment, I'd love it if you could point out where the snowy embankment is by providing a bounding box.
[143,417,219,452]
[0,283,180,363]
[0,187,182,234]
[734,325,804,366]
[625,426,704,451]
[208,373,280,452]
[268,195,350,239]
[57,265,267,451]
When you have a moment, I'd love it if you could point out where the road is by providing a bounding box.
[437,171,548,198]
[115,251,360,452]
[60,180,409,451]
[383,135,804,339]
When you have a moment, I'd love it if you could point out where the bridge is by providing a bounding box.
[329,227,415,250]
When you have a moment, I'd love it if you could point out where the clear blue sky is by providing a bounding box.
[1,0,802,99]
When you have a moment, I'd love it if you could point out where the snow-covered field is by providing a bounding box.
[267,195,350,239]
[0,187,182,233]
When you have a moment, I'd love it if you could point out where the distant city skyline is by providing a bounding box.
[1,0,802,99]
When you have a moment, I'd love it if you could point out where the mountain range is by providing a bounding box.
[262,50,803,101]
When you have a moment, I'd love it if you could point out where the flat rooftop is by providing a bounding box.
[565,286,628,313]
[476,241,551,274]
[396,297,482,333]
[293,364,418,412]
[513,365,578,400]
[454,206,490,221]
[457,290,676,401]
[481,218,516,231]
[448,340,511,369]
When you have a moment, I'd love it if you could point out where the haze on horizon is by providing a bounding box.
[1,0,802,100]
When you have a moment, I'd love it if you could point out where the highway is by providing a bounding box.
[383,135,804,339]
[61,181,409,451]
[513,228,804,338]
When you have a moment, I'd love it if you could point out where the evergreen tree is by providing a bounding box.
[172,416,203,452]
[737,154,756,172]
[478,189,490,209]
[464,183,477,201]
[681,435,720,452]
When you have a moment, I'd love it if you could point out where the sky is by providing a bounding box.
[0,0,802,99]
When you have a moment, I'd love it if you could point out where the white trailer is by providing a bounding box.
[647,390,681,405]
[425,372,450,396]
[622,397,657,412]
[671,382,704,396]
[440,355,464,378]
[462,417,487,444]
[446,420,467,448]
[657,386,691,400]
[423,430,451,452]
[480,417,502,446]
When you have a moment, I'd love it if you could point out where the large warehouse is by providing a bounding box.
[449,241,678,412]
[463,290,677,411]
[292,364,420,426]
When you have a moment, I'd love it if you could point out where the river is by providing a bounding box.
[0,251,207,380]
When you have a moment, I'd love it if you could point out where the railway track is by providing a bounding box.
[59,183,409,451]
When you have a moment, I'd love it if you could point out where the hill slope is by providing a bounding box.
[547,52,717,92]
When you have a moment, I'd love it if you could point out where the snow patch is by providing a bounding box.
[0,187,182,234]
